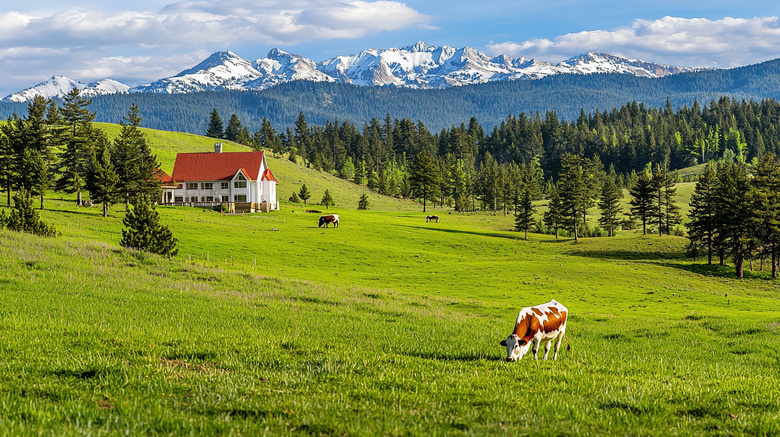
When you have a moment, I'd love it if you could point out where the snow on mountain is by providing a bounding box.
[132,51,262,94]
[2,75,88,103]
[81,79,130,97]
[3,43,707,102]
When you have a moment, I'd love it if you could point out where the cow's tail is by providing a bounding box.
[564,334,572,352]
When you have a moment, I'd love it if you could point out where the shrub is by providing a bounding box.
[121,194,178,258]
[5,188,58,237]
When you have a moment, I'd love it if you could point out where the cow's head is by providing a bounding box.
[318,217,325,227]
[500,334,531,362]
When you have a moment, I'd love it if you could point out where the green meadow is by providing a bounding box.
[0,128,778,436]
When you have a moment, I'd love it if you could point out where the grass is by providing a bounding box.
[1,190,779,435]
[0,126,778,435]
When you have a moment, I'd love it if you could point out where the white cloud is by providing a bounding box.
[486,16,780,68]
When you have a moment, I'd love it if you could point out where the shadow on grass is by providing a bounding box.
[399,224,525,241]
[403,351,494,362]
[665,262,777,280]
[566,249,686,261]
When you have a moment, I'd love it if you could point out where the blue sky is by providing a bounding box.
[2,0,780,97]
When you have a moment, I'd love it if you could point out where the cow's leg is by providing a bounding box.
[553,332,564,360]
[532,339,540,360]
[543,340,552,360]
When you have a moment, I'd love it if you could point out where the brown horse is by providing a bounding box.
[319,214,340,228]
[426,215,439,223]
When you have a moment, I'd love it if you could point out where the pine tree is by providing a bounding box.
[121,194,178,258]
[56,88,99,206]
[225,113,243,142]
[687,164,718,265]
[714,161,753,278]
[112,104,161,208]
[544,185,564,239]
[750,153,780,277]
[288,192,300,203]
[358,192,370,210]
[514,188,536,240]
[320,189,334,209]
[86,142,120,217]
[629,171,655,235]
[5,187,57,237]
[558,154,592,242]
[598,173,623,237]
[651,164,680,235]
[24,149,52,210]
[205,108,224,139]
[409,150,441,212]
[298,184,311,204]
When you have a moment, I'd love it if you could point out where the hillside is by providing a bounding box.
[1,127,778,435]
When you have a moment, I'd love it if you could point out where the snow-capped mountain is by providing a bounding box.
[2,43,706,102]
[2,75,129,102]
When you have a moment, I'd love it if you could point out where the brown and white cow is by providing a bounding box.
[426,215,439,223]
[500,300,569,362]
[318,214,339,228]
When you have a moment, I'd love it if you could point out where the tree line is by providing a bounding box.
[0,89,176,256]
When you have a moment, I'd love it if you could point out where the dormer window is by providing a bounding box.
[234,173,247,188]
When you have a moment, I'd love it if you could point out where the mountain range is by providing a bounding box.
[1,42,707,103]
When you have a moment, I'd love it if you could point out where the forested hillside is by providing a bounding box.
[1,58,779,134]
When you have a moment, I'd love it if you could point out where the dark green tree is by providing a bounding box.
[409,150,441,212]
[514,188,536,240]
[598,173,623,237]
[320,189,334,209]
[288,192,301,203]
[5,188,57,237]
[358,192,370,210]
[544,185,564,239]
[86,142,120,217]
[121,194,178,258]
[749,153,780,277]
[205,108,224,139]
[56,88,100,206]
[629,171,655,235]
[225,113,243,142]
[298,184,311,204]
[714,161,753,278]
[558,154,592,242]
[112,104,161,208]
[687,164,718,265]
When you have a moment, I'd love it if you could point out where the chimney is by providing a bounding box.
[214,142,223,153]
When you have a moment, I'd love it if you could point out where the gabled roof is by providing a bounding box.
[261,169,278,184]
[155,169,176,186]
[171,151,265,182]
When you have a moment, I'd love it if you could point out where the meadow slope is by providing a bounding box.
[0,127,778,435]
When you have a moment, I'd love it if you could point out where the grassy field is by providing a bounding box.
[0,126,778,435]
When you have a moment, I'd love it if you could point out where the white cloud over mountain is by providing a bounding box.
[487,16,780,68]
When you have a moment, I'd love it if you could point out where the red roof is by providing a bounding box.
[155,169,176,185]
[262,169,278,184]
[171,151,265,182]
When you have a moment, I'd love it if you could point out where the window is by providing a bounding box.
[176,184,183,189]
[174,197,183,202]
[202,182,213,190]
[221,182,229,190]
[234,195,246,202]
[186,182,198,190]
[200,197,206,202]
[190,196,198,202]
[221,195,229,202]
[206,196,213,202]
[234,180,247,188]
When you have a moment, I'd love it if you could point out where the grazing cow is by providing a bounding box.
[318,214,339,228]
[426,215,439,223]
[500,300,569,362]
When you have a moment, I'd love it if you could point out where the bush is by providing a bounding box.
[121,194,178,258]
[5,188,58,237]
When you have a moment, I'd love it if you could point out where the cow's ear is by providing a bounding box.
[518,339,527,346]
[500,339,507,346]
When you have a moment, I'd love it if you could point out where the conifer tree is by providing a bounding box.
[409,150,441,212]
[714,161,753,278]
[205,108,224,139]
[320,189,334,209]
[598,173,623,237]
[86,142,120,217]
[225,113,243,142]
[630,171,655,235]
[514,188,536,240]
[749,153,780,277]
[112,104,161,208]
[288,192,300,203]
[358,192,370,210]
[56,88,99,206]
[558,154,592,242]
[298,184,311,204]
[121,194,178,258]
[544,185,564,239]
[5,187,57,237]
[687,164,718,265]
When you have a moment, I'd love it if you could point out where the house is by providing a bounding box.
[161,143,279,212]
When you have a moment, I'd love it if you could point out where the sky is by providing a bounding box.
[2,0,780,97]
